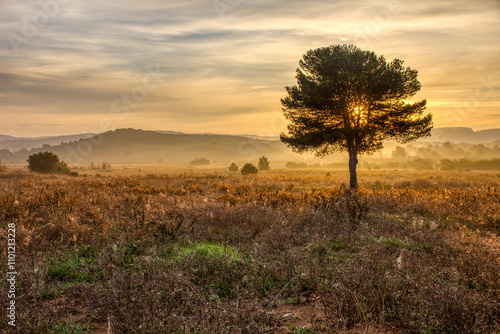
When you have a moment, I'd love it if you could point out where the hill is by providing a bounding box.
[2,127,500,164]
[0,133,97,151]
[429,127,500,143]
[0,134,20,141]
[0,129,303,163]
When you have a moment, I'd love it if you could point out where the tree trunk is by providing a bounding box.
[348,144,358,191]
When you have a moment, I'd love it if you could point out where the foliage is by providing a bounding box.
[392,146,407,160]
[280,44,432,189]
[27,151,74,175]
[257,156,270,171]
[228,162,239,172]
[241,163,259,175]
[190,157,210,166]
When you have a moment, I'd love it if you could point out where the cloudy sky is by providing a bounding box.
[1,0,499,137]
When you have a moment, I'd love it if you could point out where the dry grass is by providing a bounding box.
[0,168,499,333]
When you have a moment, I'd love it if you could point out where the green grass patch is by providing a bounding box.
[45,246,101,283]
[171,242,247,299]
[50,320,89,333]
[174,242,242,262]
[382,237,414,249]
[311,240,358,263]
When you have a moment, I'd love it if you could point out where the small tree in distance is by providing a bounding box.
[228,162,239,172]
[257,156,270,171]
[392,146,408,161]
[241,163,258,175]
[27,151,73,175]
[280,44,432,190]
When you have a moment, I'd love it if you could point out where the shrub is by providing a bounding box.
[190,157,210,166]
[27,152,73,175]
[228,162,239,172]
[241,163,258,175]
[258,156,270,171]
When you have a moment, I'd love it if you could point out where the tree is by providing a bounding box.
[257,156,270,171]
[280,44,432,190]
[228,162,239,171]
[392,146,407,160]
[241,163,258,175]
[27,151,73,175]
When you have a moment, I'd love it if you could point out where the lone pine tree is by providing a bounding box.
[280,44,432,190]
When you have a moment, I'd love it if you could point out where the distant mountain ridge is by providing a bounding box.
[1,127,499,164]
[0,134,20,141]
[0,129,296,163]
[428,127,500,143]
[0,133,97,151]
[1,127,498,151]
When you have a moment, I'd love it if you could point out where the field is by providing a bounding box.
[1,167,499,333]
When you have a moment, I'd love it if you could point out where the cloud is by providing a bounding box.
[0,0,498,137]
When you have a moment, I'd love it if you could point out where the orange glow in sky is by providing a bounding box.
[0,0,499,137]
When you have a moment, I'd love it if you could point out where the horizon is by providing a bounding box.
[1,0,499,137]
[2,125,500,141]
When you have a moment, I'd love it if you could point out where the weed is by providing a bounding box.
[3,170,499,333]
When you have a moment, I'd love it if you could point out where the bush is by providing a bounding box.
[190,157,210,166]
[27,152,73,175]
[228,162,239,172]
[241,163,258,175]
[257,156,270,171]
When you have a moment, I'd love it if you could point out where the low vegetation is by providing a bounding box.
[258,156,271,171]
[0,169,499,333]
[27,152,75,175]
[241,163,259,175]
[228,162,239,172]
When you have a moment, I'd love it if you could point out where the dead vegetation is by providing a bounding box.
[0,170,499,333]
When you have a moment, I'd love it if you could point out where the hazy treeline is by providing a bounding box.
[1,128,500,171]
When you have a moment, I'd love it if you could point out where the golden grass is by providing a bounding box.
[0,168,499,333]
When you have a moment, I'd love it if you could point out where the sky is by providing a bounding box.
[0,0,499,137]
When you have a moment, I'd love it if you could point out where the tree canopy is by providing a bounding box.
[258,156,270,171]
[280,44,432,189]
[27,151,73,175]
